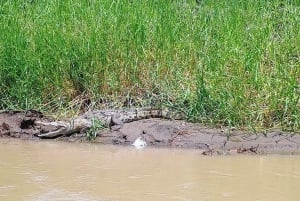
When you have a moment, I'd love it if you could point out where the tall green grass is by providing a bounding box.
[0,0,299,131]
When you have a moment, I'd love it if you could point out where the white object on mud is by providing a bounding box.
[132,137,147,149]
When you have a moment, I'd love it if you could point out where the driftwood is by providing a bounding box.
[35,108,184,138]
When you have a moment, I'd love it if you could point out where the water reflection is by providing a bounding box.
[31,189,100,201]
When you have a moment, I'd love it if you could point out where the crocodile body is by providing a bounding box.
[35,108,183,138]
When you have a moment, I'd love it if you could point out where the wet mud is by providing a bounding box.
[1,110,300,155]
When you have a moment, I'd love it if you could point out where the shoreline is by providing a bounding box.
[0,110,299,155]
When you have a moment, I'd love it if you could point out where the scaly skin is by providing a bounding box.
[35,108,184,138]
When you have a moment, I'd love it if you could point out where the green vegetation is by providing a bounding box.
[0,0,299,131]
[86,118,107,140]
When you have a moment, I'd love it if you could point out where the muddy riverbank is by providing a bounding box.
[0,110,299,155]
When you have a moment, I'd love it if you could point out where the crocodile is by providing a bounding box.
[35,108,184,138]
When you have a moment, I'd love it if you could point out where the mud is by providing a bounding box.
[1,110,300,155]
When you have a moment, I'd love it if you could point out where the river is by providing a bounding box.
[0,139,299,201]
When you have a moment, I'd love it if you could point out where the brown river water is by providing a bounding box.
[0,139,300,201]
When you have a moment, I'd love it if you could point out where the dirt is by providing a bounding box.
[1,110,300,155]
